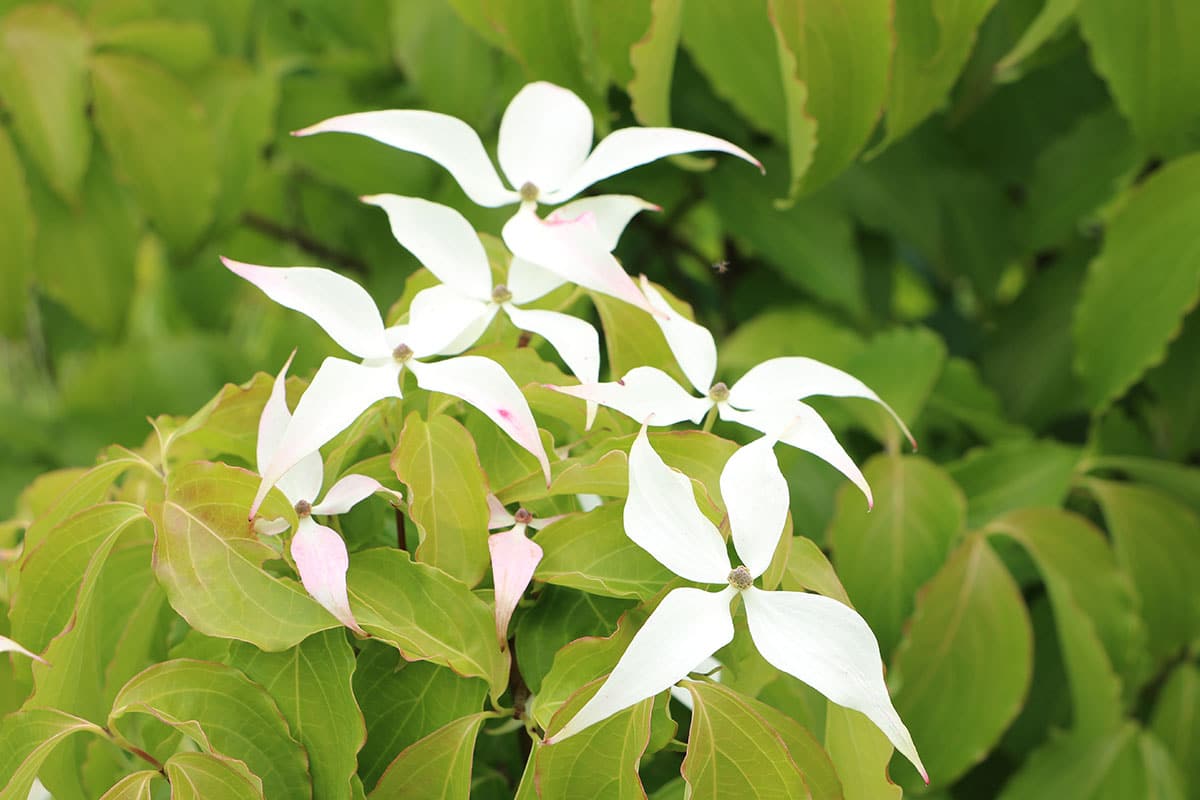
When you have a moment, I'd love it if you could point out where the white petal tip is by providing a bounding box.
[291,125,318,138]
[359,194,383,206]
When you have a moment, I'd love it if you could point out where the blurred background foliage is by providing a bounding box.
[1,0,1200,795]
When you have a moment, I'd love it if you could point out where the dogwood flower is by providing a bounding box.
[486,496,560,648]
[294,82,759,316]
[221,258,552,517]
[549,278,914,507]
[255,354,401,634]
[294,81,760,211]
[544,428,927,783]
[367,193,658,324]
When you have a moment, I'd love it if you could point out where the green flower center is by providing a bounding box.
[519,182,539,203]
[492,284,513,304]
[708,382,730,403]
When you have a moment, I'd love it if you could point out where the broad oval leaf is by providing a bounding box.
[97,771,165,800]
[534,502,675,599]
[91,52,218,251]
[0,709,109,800]
[346,548,509,696]
[163,752,264,800]
[227,630,364,800]
[1073,153,1200,409]
[987,508,1145,737]
[888,536,1033,788]
[390,412,491,586]
[1077,0,1200,157]
[947,439,1080,529]
[109,659,309,799]
[874,0,997,152]
[352,642,488,791]
[1150,663,1200,797]
[0,127,35,337]
[368,712,491,799]
[828,454,966,657]
[537,677,654,798]
[997,723,1185,800]
[0,4,91,201]
[1088,479,1200,664]
[682,680,809,798]
[154,461,337,651]
[825,704,901,800]
[768,0,892,196]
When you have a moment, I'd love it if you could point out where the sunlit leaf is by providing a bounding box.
[368,713,491,799]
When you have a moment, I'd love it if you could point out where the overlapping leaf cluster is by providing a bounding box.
[4,0,1200,798]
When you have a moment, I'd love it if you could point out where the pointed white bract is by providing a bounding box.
[254,355,401,634]
[223,257,552,515]
[1,634,48,665]
[295,81,760,211]
[545,428,927,783]
[549,283,913,507]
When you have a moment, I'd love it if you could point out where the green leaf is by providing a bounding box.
[947,439,1080,529]
[154,461,337,650]
[1078,0,1200,156]
[875,0,998,151]
[982,258,1088,428]
[781,535,851,606]
[1074,154,1200,409]
[1086,457,1200,514]
[682,0,787,140]
[352,641,488,791]
[164,372,273,466]
[368,712,491,799]
[0,4,91,201]
[1150,663,1200,797]
[515,585,635,693]
[94,19,214,74]
[828,454,966,656]
[987,508,1144,736]
[459,0,595,102]
[1088,479,1200,663]
[28,154,140,337]
[705,160,865,317]
[534,503,675,599]
[0,709,109,800]
[0,127,35,337]
[390,412,491,585]
[768,0,892,195]
[1023,108,1139,252]
[227,630,364,800]
[889,536,1033,787]
[682,680,809,798]
[109,659,309,798]
[628,0,684,130]
[537,679,653,798]
[9,502,148,653]
[91,52,218,251]
[530,604,646,731]
[997,723,1185,800]
[995,0,1081,76]
[825,704,901,800]
[1145,310,1200,460]
[346,548,508,696]
[924,357,1029,443]
[97,771,165,800]
[592,288,692,388]
[162,752,264,800]
[734,689,844,800]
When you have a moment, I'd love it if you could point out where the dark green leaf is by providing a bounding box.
[0,127,35,337]
[947,439,1080,528]
[1150,663,1200,797]
[368,713,491,799]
